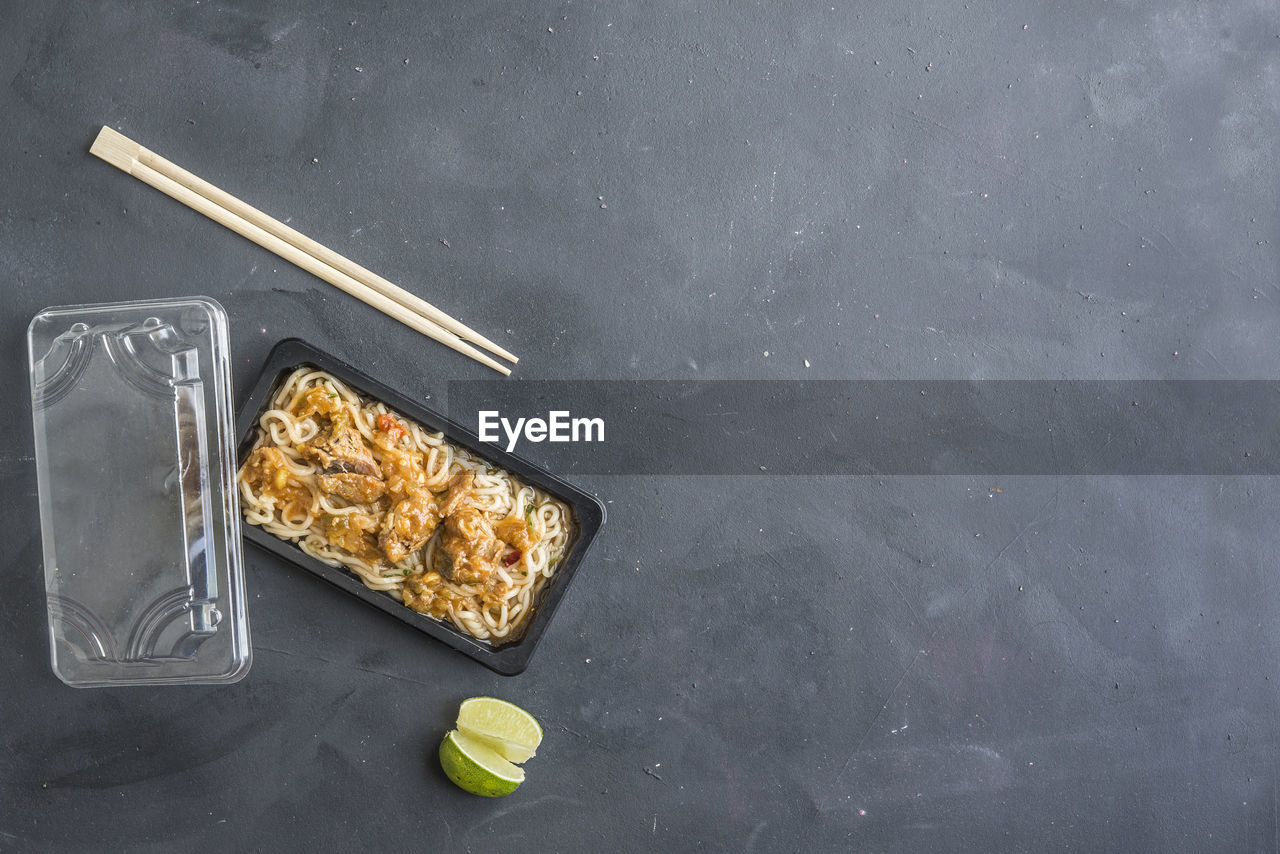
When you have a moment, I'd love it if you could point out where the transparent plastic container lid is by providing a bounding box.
[28,296,251,686]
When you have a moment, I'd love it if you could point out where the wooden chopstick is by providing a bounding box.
[89,126,517,374]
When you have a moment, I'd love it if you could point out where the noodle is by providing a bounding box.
[237,367,573,643]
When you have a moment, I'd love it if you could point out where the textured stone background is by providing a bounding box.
[2,1,1278,850]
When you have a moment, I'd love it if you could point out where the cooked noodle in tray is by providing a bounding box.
[238,368,572,644]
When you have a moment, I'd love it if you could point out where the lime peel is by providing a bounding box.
[439,730,524,798]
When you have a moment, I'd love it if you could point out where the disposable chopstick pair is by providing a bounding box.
[89,126,517,375]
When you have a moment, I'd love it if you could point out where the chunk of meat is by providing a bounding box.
[433,507,505,584]
[495,514,540,552]
[373,413,426,499]
[298,416,380,478]
[317,472,385,504]
[243,446,291,495]
[292,386,345,420]
[322,512,383,563]
[242,446,309,514]
[437,471,475,517]
[402,570,446,617]
[379,446,425,499]
[379,487,443,563]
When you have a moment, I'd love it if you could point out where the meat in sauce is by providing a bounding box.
[293,387,345,420]
[495,513,540,553]
[242,446,310,515]
[299,415,380,477]
[317,471,385,503]
[377,470,477,563]
[401,570,446,617]
[379,487,443,563]
[322,512,383,563]
[438,471,475,516]
[433,507,506,584]
[264,392,536,579]
[373,414,426,500]
[299,414,386,503]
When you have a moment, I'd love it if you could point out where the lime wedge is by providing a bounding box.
[456,696,543,764]
[439,730,524,797]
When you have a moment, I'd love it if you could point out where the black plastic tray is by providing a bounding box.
[234,339,606,675]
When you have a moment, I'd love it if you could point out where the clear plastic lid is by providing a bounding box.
[27,297,251,686]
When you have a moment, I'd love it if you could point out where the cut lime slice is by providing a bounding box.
[456,696,543,764]
[439,730,524,797]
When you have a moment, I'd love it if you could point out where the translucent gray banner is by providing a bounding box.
[447,381,1278,475]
